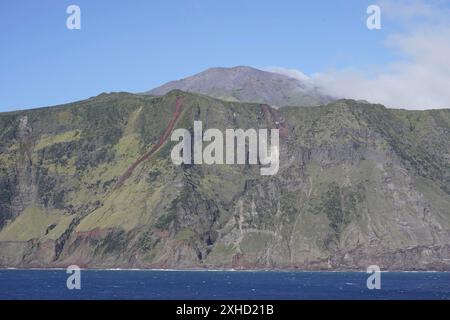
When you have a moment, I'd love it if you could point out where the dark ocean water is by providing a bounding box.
[0,269,449,300]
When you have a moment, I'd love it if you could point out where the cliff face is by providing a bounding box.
[0,91,449,270]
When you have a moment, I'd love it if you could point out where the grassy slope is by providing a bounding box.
[0,92,449,269]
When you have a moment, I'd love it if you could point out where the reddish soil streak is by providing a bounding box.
[260,104,288,139]
[115,97,184,188]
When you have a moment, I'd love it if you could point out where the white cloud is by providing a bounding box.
[312,26,450,109]
[271,0,450,110]
[265,66,310,82]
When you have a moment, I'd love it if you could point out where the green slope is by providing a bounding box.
[0,91,449,270]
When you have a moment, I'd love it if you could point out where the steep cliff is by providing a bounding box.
[0,91,449,270]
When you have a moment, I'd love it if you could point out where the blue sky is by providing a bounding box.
[0,0,449,111]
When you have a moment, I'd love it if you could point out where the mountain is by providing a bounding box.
[146,66,332,107]
[0,90,450,270]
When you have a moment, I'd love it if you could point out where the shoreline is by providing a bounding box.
[0,267,447,273]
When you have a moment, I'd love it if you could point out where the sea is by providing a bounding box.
[0,269,449,300]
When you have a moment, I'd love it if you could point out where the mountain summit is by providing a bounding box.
[146,66,332,107]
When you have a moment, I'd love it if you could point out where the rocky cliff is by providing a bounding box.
[0,91,449,270]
